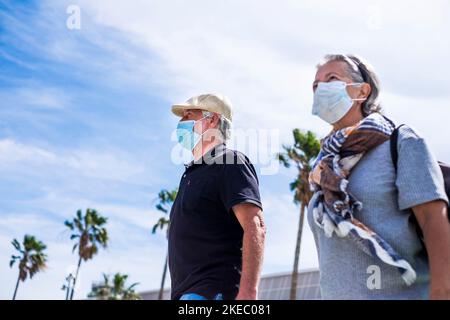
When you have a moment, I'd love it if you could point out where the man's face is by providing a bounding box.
[180,108,204,122]
[180,109,219,135]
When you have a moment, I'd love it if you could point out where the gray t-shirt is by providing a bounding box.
[307,126,448,300]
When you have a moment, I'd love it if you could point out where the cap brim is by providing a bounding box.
[171,104,191,117]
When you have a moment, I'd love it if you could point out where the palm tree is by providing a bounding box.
[65,208,108,300]
[10,235,48,300]
[277,129,320,300]
[88,273,141,300]
[152,188,177,300]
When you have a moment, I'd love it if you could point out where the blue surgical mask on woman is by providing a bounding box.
[312,81,366,124]
[176,117,207,151]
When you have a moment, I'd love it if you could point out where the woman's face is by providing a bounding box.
[313,60,362,99]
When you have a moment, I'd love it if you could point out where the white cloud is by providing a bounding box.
[0,139,146,182]
[77,0,450,157]
[0,139,56,166]
[0,86,70,110]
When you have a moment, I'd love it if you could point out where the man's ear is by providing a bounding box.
[211,113,220,128]
[203,114,222,143]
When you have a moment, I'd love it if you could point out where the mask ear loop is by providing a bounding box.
[200,113,225,145]
[345,83,368,102]
[192,116,209,136]
[195,114,220,147]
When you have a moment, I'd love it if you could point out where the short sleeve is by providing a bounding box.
[220,151,263,213]
[396,126,448,211]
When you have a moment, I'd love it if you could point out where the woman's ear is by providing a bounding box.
[360,83,372,100]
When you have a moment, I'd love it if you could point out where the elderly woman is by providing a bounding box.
[307,54,450,299]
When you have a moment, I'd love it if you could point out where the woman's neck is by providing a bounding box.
[333,105,364,131]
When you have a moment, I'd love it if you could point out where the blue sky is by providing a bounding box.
[1,0,450,299]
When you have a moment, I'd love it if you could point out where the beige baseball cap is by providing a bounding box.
[171,93,233,122]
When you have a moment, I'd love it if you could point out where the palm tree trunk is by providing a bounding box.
[70,257,82,300]
[158,253,168,300]
[65,284,70,300]
[65,276,71,300]
[290,202,305,300]
[12,273,21,300]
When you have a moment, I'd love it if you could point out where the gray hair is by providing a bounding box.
[317,54,382,117]
[202,111,231,141]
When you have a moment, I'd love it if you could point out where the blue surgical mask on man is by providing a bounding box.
[176,116,208,151]
[312,81,366,124]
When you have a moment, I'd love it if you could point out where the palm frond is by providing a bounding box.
[64,220,74,230]
[155,204,167,213]
[11,239,21,251]
[152,188,177,235]
[276,152,290,168]
[9,257,18,268]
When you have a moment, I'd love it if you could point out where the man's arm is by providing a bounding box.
[233,202,266,300]
[412,200,450,300]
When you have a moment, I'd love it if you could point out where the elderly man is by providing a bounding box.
[168,93,266,300]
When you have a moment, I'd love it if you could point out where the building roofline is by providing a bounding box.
[139,268,320,295]
[259,268,319,279]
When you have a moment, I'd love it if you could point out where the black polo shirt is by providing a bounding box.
[168,143,262,300]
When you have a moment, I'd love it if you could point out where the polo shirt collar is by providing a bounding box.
[185,143,226,169]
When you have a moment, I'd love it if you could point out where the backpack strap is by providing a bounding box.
[389,124,426,245]
[390,124,406,172]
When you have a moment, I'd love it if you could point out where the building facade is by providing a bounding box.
[140,269,320,300]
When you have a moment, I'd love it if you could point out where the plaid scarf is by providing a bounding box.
[309,113,416,285]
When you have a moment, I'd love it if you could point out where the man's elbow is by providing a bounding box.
[244,214,266,240]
